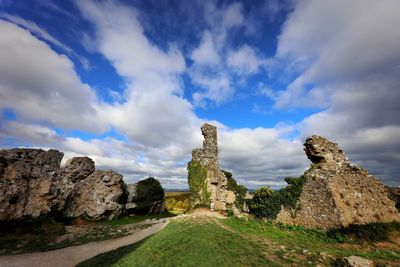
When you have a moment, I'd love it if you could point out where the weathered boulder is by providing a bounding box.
[125,177,165,215]
[61,157,95,182]
[55,157,96,211]
[0,148,128,221]
[188,123,227,211]
[276,135,400,229]
[64,170,124,220]
[0,149,63,221]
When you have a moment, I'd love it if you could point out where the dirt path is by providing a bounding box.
[180,208,227,218]
[0,219,169,267]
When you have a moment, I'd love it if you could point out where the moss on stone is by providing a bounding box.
[187,161,210,206]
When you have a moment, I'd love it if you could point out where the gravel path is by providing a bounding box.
[0,219,169,267]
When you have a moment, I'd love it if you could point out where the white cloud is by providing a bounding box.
[77,1,185,81]
[75,0,203,149]
[191,31,221,66]
[190,71,233,107]
[0,20,106,132]
[0,14,72,53]
[227,45,267,75]
[0,121,59,146]
[188,2,254,106]
[0,14,91,71]
[274,0,400,108]
[219,127,308,189]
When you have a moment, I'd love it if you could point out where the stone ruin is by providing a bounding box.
[0,148,164,221]
[190,123,227,211]
[276,135,400,229]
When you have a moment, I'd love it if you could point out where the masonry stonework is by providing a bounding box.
[276,135,400,229]
[190,123,228,211]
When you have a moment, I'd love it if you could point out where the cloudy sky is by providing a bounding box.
[1,0,399,189]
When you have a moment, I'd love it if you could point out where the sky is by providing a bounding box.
[0,0,399,189]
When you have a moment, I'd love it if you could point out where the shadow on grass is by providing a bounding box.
[76,239,147,267]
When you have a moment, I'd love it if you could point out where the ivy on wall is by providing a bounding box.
[187,161,210,206]
[249,175,307,219]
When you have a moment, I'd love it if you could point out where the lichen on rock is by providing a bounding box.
[0,148,63,221]
[64,170,125,220]
[0,148,127,221]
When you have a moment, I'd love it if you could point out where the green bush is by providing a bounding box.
[131,177,164,214]
[248,187,279,218]
[249,175,307,219]
[188,161,210,206]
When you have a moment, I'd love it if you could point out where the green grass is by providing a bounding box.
[79,217,400,266]
[78,219,279,267]
[221,218,400,262]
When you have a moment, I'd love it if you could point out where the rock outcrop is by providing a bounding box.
[64,170,124,220]
[189,123,227,211]
[0,148,126,221]
[61,157,95,182]
[276,135,400,229]
[0,149,63,221]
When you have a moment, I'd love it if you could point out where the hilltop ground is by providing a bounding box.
[78,210,400,267]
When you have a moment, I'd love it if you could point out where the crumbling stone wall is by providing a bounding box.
[386,186,400,211]
[277,135,400,229]
[189,123,227,211]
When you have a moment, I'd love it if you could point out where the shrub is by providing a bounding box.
[236,184,248,208]
[222,170,236,191]
[131,177,164,214]
[249,175,307,219]
[188,161,210,206]
[248,187,279,218]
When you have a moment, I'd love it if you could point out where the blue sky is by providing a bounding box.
[1,0,400,189]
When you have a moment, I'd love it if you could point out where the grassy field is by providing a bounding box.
[78,216,278,267]
[78,216,400,267]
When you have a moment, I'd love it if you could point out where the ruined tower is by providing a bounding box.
[189,123,227,211]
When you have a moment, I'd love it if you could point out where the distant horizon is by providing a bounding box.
[1,0,399,189]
